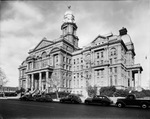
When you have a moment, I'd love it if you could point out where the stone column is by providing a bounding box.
[138,70,141,86]
[46,71,49,93]
[25,75,29,90]
[32,61,34,70]
[39,72,42,91]
[130,70,133,87]
[58,53,61,68]
[133,74,135,88]
[31,74,34,91]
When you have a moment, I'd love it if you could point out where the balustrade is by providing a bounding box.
[26,59,54,72]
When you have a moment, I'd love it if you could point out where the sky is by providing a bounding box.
[0,0,150,88]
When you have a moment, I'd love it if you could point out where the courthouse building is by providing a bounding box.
[18,7,143,95]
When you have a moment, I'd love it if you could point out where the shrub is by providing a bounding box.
[131,91,145,98]
[46,91,70,99]
[99,86,150,98]
[114,89,129,97]
[87,85,97,97]
[4,92,17,97]
[142,90,150,97]
[100,86,116,97]
[58,92,70,98]
[131,90,150,98]
[16,87,25,94]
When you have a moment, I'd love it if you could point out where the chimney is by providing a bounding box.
[119,27,127,36]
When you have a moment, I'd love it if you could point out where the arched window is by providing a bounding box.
[41,52,47,58]
[110,48,117,56]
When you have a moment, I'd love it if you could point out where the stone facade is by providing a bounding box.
[18,7,143,96]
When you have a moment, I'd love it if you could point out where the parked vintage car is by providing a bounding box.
[35,94,52,102]
[19,93,41,101]
[116,94,150,109]
[60,94,82,104]
[84,95,113,106]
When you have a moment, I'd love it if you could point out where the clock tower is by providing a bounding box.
[61,6,79,47]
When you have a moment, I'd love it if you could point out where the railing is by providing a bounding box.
[26,65,54,72]
[93,60,109,67]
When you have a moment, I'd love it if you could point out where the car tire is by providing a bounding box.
[117,102,124,108]
[141,103,148,109]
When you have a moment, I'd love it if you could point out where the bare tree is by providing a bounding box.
[46,73,60,99]
[0,67,8,97]
[83,53,96,96]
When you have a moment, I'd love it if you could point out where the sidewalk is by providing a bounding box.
[0,96,20,100]
[0,97,7,99]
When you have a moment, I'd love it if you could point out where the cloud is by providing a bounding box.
[0,1,149,88]
[0,1,45,86]
[0,1,44,36]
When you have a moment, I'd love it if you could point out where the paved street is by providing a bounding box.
[0,99,150,119]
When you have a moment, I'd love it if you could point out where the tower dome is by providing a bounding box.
[63,6,75,23]
[65,6,73,15]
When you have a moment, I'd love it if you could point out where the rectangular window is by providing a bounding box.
[101,52,103,58]
[81,65,83,69]
[77,58,79,64]
[56,55,58,62]
[28,62,32,70]
[81,72,83,77]
[110,67,112,72]
[110,76,112,86]
[128,78,130,86]
[97,61,99,65]
[77,65,79,70]
[114,50,116,55]
[69,66,71,70]
[86,63,88,68]
[97,53,99,59]
[101,60,103,64]
[110,58,112,64]
[77,73,79,78]
[114,67,117,73]
[66,58,68,63]
[111,52,113,56]
[114,57,117,63]
[74,59,75,64]
[63,64,65,69]
[97,70,99,76]
[81,58,83,63]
